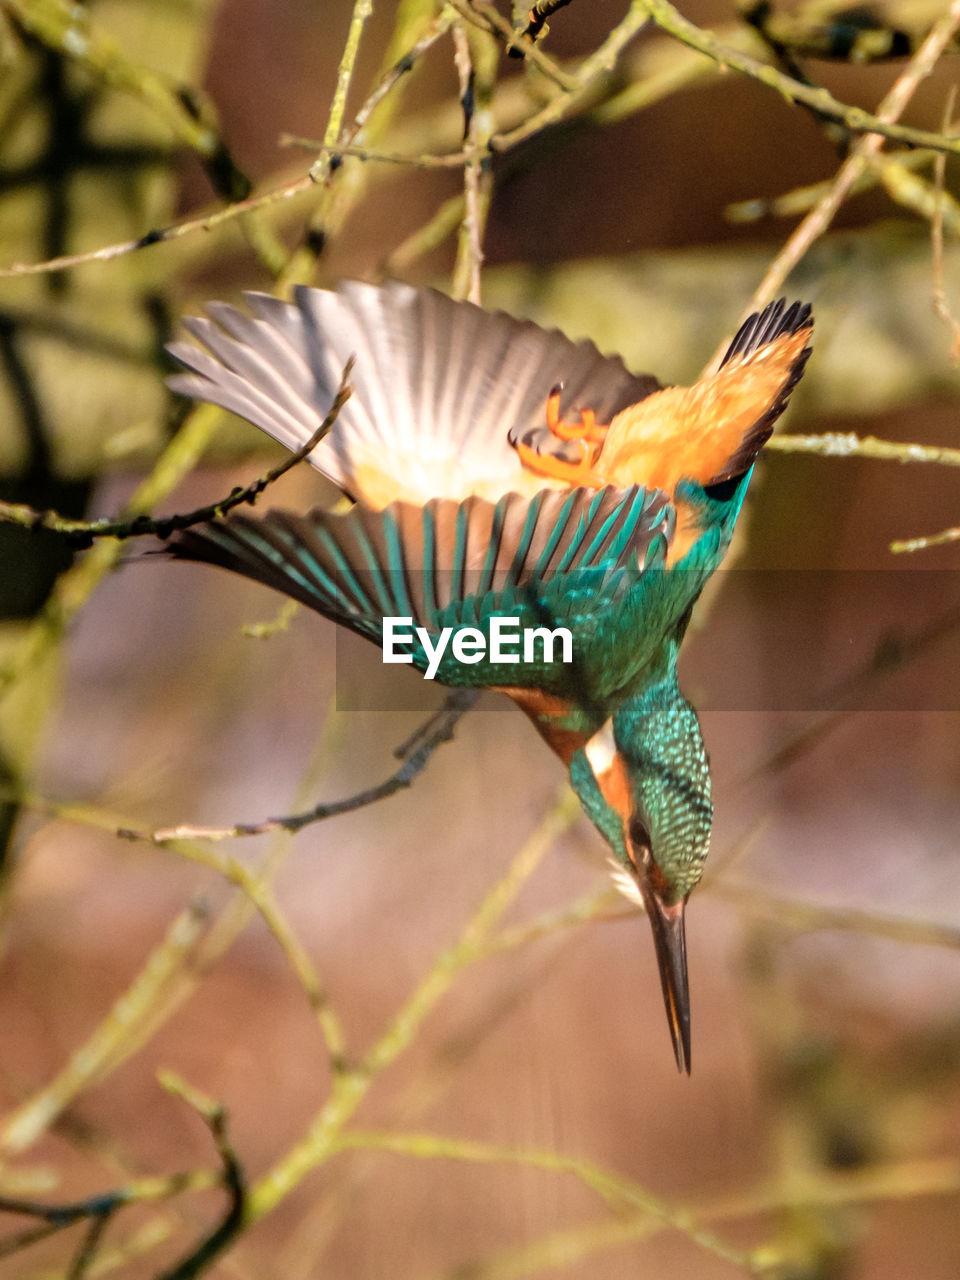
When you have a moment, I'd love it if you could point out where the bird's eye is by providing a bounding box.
[628,814,651,858]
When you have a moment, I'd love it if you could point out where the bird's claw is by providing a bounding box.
[544,388,609,444]
[514,391,609,486]
[515,438,605,486]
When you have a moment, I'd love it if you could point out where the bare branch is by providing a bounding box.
[641,0,960,158]
[154,1077,246,1280]
[117,689,480,844]
[708,0,960,361]
[0,362,353,545]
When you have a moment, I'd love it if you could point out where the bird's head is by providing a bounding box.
[569,675,712,1074]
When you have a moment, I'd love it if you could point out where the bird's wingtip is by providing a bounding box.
[720,297,813,369]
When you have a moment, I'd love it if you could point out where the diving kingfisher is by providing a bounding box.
[165,281,813,1072]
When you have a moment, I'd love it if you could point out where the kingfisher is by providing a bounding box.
[165,281,813,1072]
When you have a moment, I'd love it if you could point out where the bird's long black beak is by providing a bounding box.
[642,887,691,1074]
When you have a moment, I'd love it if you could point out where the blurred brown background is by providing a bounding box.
[1,1,960,1277]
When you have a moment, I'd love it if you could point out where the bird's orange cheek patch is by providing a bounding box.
[596,752,631,826]
[584,722,632,834]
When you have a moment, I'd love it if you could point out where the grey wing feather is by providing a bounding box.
[167,281,660,501]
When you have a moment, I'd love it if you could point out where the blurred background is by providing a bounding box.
[1,1,960,1276]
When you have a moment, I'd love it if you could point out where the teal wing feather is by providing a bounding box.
[167,485,685,697]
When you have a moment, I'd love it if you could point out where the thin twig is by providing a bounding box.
[0,14,453,282]
[765,432,960,467]
[154,1076,246,1280]
[725,148,955,225]
[718,0,960,352]
[452,20,495,303]
[116,689,480,843]
[493,2,650,151]
[891,525,960,554]
[453,0,577,90]
[932,87,960,362]
[246,789,580,1228]
[284,7,455,283]
[6,1,960,285]
[641,0,960,158]
[513,0,576,53]
[309,0,375,181]
[709,881,960,951]
[336,1130,749,1269]
[0,902,211,1156]
[0,174,315,278]
[0,362,353,545]
[352,11,456,141]
[281,136,472,169]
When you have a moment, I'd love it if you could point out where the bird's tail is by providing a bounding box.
[708,297,814,482]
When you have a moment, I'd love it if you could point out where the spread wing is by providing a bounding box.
[167,485,684,698]
[167,281,660,508]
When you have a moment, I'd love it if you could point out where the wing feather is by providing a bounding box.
[167,485,674,691]
[168,281,660,505]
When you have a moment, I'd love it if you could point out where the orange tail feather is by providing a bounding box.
[594,324,812,494]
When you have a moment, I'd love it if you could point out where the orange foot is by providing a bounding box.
[515,388,609,486]
[544,387,608,444]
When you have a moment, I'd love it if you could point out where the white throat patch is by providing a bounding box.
[606,858,645,908]
[584,719,617,777]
